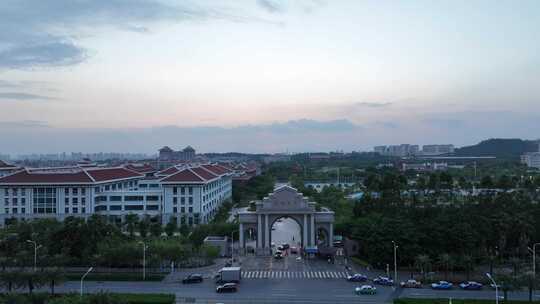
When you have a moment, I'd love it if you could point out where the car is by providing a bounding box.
[459,281,483,290]
[400,279,422,288]
[290,246,298,254]
[347,274,368,282]
[355,285,377,295]
[281,243,290,250]
[224,260,232,267]
[216,283,238,293]
[274,251,283,259]
[373,276,394,286]
[432,281,453,289]
[182,273,203,284]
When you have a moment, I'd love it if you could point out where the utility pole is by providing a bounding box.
[139,242,148,280]
[26,240,41,272]
[392,241,398,284]
[80,267,93,298]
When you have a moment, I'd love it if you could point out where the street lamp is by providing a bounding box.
[527,243,540,277]
[26,240,42,272]
[486,273,499,304]
[80,267,93,298]
[392,241,398,285]
[138,242,148,280]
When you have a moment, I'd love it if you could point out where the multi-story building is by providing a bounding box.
[0,163,232,227]
[522,152,540,169]
[421,144,455,156]
[373,144,420,157]
[158,146,196,161]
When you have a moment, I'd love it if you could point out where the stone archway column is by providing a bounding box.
[257,214,262,248]
[239,223,244,248]
[310,214,315,246]
[303,214,308,248]
[264,214,269,249]
[329,223,334,247]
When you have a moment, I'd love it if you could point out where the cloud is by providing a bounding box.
[353,102,393,108]
[0,92,55,101]
[257,0,285,13]
[0,120,49,128]
[0,0,274,69]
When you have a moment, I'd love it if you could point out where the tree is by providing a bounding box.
[461,254,474,281]
[44,267,66,295]
[138,216,150,238]
[414,254,431,282]
[0,270,21,292]
[124,214,138,237]
[520,271,540,302]
[149,218,163,237]
[164,217,177,237]
[481,175,494,188]
[438,253,453,281]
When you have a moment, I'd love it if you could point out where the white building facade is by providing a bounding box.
[0,164,232,227]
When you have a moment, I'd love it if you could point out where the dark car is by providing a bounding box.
[182,273,203,284]
[459,281,483,290]
[373,276,394,286]
[274,251,283,259]
[216,283,238,293]
[281,243,290,250]
[347,274,368,282]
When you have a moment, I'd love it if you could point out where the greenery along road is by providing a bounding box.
[0,293,175,304]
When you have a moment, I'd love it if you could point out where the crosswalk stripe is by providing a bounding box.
[241,270,352,279]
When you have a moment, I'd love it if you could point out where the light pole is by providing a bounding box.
[231,230,238,263]
[527,243,540,277]
[80,267,93,298]
[26,240,42,271]
[139,241,148,280]
[486,273,499,304]
[392,241,398,285]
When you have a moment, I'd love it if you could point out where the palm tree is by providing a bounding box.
[414,254,431,282]
[438,253,453,281]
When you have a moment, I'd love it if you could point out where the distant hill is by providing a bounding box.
[455,138,540,159]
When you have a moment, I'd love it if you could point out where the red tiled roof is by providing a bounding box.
[156,166,179,176]
[125,163,156,174]
[160,168,205,183]
[0,169,93,184]
[86,168,143,182]
[192,167,218,180]
[202,164,231,175]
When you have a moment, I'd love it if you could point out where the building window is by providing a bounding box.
[81,207,86,213]
[124,205,144,211]
[12,208,18,214]
[173,187,177,195]
[73,207,78,214]
[146,196,159,201]
[4,208,8,214]
[72,188,78,195]
[110,205,122,211]
[33,188,57,214]
[188,217,193,225]
[65,188,69,195]
[181,207,185,213]
[173,197,177,205]
[21,208,25,213]
[147,205,158,210]
[72,198,78,204]
[65,198,69,204]
[12,188,18,196]
[81,188,86,195]
[95,187,100,193]
[20,189,25,196]
[188,187,193,195]
[124,196,144,201]
[21,198,25,204]
[65,207,69,213]
[81,198,86,205]
[4,189,8,196]
[181,187,185,195]
[12,198,17,205]
[173,207,177,213]
[109,196,122,202]
[180,197,185,205]
[188,207,193,213]
[188,197,193,204]
[105,185,110,191]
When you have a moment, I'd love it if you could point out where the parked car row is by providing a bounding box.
[346,274,484,291]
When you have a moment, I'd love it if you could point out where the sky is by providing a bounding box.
[1,0,539,154]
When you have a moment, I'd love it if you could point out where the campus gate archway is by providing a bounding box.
[238,185,334,255]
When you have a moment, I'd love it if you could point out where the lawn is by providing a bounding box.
[65,272,165,282]
[395,298,539,304]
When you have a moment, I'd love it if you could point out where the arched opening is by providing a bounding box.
[317,227,330,247]
[270,216,302,250]
[243,227,257,254]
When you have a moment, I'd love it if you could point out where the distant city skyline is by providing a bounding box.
[1,1,540,154]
